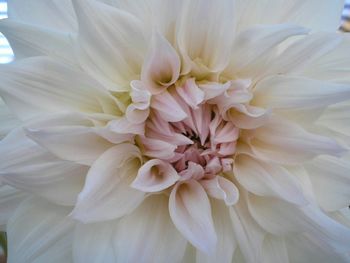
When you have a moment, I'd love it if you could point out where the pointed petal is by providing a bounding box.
[72,144,145,223]
[114,195,187,263]
[73,0,147,89]
[151,90,187,122]
[200,177,239,206]
[176,78,204,109]
[254,75,350,110]
[7,197,74,263]
[140,137,176,160]
[141,32,180,94]
[131,159,180,192]
[234,155,308,205]
[169,180,217,254]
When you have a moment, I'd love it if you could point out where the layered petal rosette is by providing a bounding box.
[1,0,350,262]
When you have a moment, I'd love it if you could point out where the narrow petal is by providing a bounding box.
[114,195,187,263]
[253,75,350,110]
[7,197,74,263]
[140,137,176,160]
[169,180,217,254]
[131,159,180,192]
[141,32,180,94]
[72,144,145,222]
[73,0,147,89]
[151,90,187,122]
[176,78,204,109]
[234,155,308,205]
[200,177,239,206]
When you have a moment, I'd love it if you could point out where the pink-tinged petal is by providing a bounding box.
[169,180,217,254]
[151,90,187,122]
[141,32,180,94]
[130,80,151,110]
[218,142,237,156]
[199,81,231,100]
[192,104,211,145]
[226,104,271,129]
[221,158,233,172]
[107,117,145,136]
[131,159,180,192]
[126,105,150,124]
[205,157,222,175]
[179,162,205,181]
[176,78,205,109]
[213,122,239,144]
[140,137,176,160]
[200,177,239,206]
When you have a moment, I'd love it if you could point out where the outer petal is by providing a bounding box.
[113,195,187,263]
[141,32,180,94]
[262,236,289,263]
[0,98,20,139]
[7,0,77,31]
[7,197,75,263]
[73,0,147,89]
[0,57,121,120]
[72,144,145,222]
[169,180,217,254]
[234,155,308,205]
[0,129,87,206]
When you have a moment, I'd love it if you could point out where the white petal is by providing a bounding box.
[151,90,187,122]
[7,197,74,263]
[141,32,180,94]
[114,195,187,263]
[0,57,120,120]
[24,114,113,166]
[200,177,239,206]
[176,0,235,73]
[0,128,86,206]
[253,75,350,109]
[249,117,345,164]
[305,156,350,211]
[169,180,217,254]
[140,137,176,160]
[73,0,147,89]
[8,0,77,31]
[234,155,308,205]
[262,236,289,263]
[176,78,204,109]
[196,200,236,263]
[0,19,76,62]
[131,159,180,192]
[73,221,116,263]
[72,144,145,223]
[0,98,20,139]
[225,24,308,75]
[0,185,27,230]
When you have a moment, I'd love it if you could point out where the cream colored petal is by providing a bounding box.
[73,0,147,89]
[0,57,121,120]
[141,32,180,94]
[234,155,307,205]
[7,197,75,263]
[0,98,20,139]
[169,180,217,254]
[72,144,145,223]
[113,195,188,263]
[8,0,77,31]
[262,235,289,263]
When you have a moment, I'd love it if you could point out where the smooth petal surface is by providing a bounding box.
[72,144,145,222]
[176,78,205,109]
[234,155,308,205]
[0,98,20,139]
[169,180,217,254]
[114,195,187,263]
[141,32,180,94]
[7,197,75,263]
[262,236,289,263]
[131,159,180,192]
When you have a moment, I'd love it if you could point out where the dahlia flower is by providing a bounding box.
[0,0,350,262]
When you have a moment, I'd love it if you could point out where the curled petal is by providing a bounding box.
[141,32,180,94]
[169,180,217,254]
[176,78,204,109]
[131,159,180,192]
[201,177,239,206]
[140,137,176,160]
[199,81,231,101]
[179,162,205,181]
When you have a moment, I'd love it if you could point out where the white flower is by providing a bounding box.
[1,0,350,262]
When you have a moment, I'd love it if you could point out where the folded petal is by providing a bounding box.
[253,75,350,110]
[169,180,217,254]
[176,78,204,109]
[7,197,75,263]
[0,57,121,120]
[73,0,147,89]
[234,155,308,205]
[141,32,180,94]
[114,195,187,263]
[200,177,239,206]
[140,137,176,160]
[72,143,145,222]
[131,159,180,192]
[0,128,87,206]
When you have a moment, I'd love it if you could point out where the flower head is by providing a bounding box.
[1,0,350,262]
